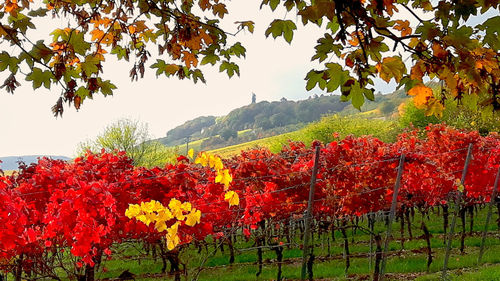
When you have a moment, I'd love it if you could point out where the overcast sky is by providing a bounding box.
[0,2,494,158]
[0,2,334,157]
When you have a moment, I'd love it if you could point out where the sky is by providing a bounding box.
[0,2,340,157]
[0,2,495,158]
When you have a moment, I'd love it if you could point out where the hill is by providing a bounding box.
[157,86,413,151]
[0,155,71,171]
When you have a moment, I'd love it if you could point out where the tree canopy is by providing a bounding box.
[0,0,498,117]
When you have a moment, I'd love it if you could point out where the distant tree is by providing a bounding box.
[379,101,396,115]
[78,119,177,168]
[220,128,237,141]
[254,113,273,130]
[252,93,256,104]
[270,112,289,127]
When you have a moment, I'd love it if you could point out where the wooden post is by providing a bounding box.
[478,166,500,264]
[380,153,405,280]
[301,145,321,280]
[442,143,473,279]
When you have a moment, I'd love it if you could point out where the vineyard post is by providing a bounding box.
[478,165,500,264]
[380,153,405,280]
[300,145,321,280]
[442,143,473,279]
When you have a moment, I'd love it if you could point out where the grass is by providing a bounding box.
[208,132,294,158]
[88,205,500,281]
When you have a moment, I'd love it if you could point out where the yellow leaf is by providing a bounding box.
[168,198,185,220]
[181,202,192,212]
[185,209,201,226]
[215,169,232,188]
[195,152,208,166]
[125,204,141,218]
[188,148,194,159]
[155,220,167,232]
[408,84,433,109]
[224,191,239,206]
[157,209,173,222]
[166,222,180,250]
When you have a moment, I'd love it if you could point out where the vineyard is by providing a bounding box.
[1,124,500,281]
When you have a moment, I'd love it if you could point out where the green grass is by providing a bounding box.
[208,132,294,158]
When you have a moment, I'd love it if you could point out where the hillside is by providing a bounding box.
[158,87,411,151]
[0,155,71,171]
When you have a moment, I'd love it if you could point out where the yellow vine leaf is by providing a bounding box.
[166,222,180,250]
[224,191,239,206]
[125,198,202,250]
[188,148,194,159]
[185,209,201,226]
[215,169,232,189]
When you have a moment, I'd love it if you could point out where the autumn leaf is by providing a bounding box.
[432,43,448,59]
[199,0,211,11]
[185,208,201,226]
[215,169,232,189]
[235,21,255,33]
[394,20,412,37]
[375,56,406,83]
[166,222,180,250]
[165,64,180,75]
[408,84,433,109]
[212,3,228,18]
[425,97,445,117]
[410,60,426,81]
[224,191,239,206]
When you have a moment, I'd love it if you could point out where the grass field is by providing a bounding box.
[89,205,500,281]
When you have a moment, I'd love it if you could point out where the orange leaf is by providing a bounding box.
[128,25,136,34]
[394,20,412,37]
[165,64,180,75]
[410,60,426,81]
[182,51,198,69]
[432,43,447,59]
[348,31,363,46]
[91,28,104,41]
[199,0,211,11]
[199,29,213,45]
[408,84,433,109]
[383,0,399,15]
